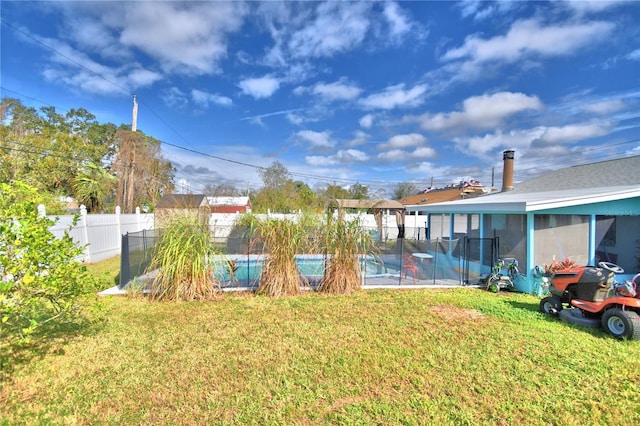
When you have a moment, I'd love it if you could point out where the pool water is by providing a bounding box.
[211,254,398,284]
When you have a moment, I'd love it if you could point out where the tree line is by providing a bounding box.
[1,98,174,213]
[209,160,419,214]
[1,98,418,213]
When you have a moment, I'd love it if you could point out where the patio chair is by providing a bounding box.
[402,253,419,284]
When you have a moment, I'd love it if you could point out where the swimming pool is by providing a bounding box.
[210,254,400,287]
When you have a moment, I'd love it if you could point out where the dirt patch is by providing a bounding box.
[428,305,487,322]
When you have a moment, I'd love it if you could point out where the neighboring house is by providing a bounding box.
[399,181,489,206]
[406,152,640,294]
[155,194,210,227]
[207,196,252,214]
[397,180,490,240]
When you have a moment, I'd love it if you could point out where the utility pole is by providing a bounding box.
[131,95,138,132]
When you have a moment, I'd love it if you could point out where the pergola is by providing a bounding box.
[326,198,406,240]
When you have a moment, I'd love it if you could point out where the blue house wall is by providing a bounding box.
[424,196,640,295]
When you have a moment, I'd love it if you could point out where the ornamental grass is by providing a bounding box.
[318,215,373,294]
[148,213,221,301]
[243,214,317,297]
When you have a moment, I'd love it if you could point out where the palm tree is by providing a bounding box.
[72,162,116,212]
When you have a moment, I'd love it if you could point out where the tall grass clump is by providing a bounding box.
[148,213,220,301]
[318,215,373,294]
[242,214,316,297]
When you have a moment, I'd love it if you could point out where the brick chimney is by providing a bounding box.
[502,150,515,191]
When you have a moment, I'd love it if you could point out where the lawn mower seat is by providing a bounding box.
[573,267,612,302]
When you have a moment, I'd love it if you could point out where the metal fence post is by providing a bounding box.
[119,232,130,289]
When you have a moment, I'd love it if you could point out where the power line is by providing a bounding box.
[0,20,131,97]
[2,86,639,190]
[0,86,408,186]
[0,21,456,187]
[5,18,638,190]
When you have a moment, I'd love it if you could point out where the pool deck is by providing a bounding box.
[99,277,482,296]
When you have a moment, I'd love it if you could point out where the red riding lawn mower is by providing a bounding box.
[539,262,640,340]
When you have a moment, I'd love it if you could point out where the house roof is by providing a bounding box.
[406,155,640,214]
[328,198,405,210]
[510,155,640,193]
[156,194,209,209]
[399,186,487,206]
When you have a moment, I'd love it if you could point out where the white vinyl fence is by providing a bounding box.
[45,207,428,263]
[45,205,154,263]
[208,211,428,242]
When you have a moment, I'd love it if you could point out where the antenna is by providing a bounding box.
[131,95,138,132]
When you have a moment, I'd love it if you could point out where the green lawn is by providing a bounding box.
[1,257,639,425]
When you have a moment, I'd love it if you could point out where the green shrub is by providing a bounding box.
[0,182,91,349]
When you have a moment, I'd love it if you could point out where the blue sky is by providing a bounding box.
[2,1,639,196]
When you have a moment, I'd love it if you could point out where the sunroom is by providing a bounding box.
[406,156,640,295]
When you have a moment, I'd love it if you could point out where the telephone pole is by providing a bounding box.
[131,95,138,132]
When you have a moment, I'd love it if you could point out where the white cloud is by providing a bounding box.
[408,161,453,177]
[33,2,245,93]
[286,113,306,126]
[64,16,127,62]
[238,76,281,99]
[305,156,334,166]
[191,89,232,108]
[377,134,436,162]
[533,123,609,146]
[288,2,371,59]
[359,114,374,128]
[627,49,640,61]
[162,87,189,108]
[163,143,267,191]
[412,147,438,158]
[582,99,626,115]
[54,2,246,75]
[560,0,628,14]
[443,19,614,63]
[128,68,163,87]
[306,149,369,166]
[383,2,411,39]
[40,33,162,95]
[452,121,610,158]
[348,130,369,147]
[414,92,542,131]
[294,130,336,148]
[378,149,407,162]
[258,1,422,68]
[378,147,438,162]
[457,0,519,22]
[116,2,246,75]
[310,79,362,101]
[452,128,540,157]
[441,18,615,81]
[360,83,427,110]
[381,133,427,149]
[333,149,369,162]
